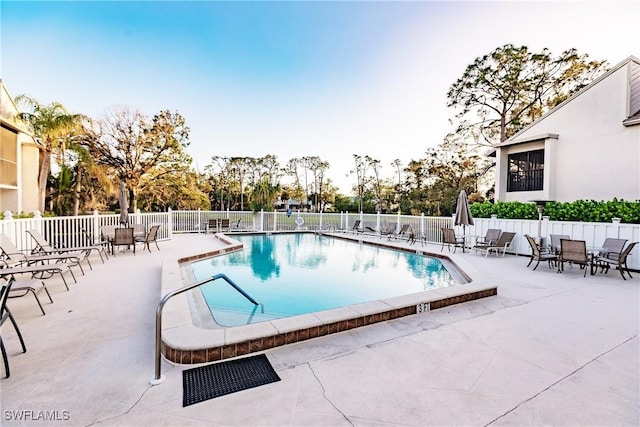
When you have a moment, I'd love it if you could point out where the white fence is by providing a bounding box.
[2,209,638,269]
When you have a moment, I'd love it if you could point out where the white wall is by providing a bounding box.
[497,61,640,203]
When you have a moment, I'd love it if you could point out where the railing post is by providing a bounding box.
[420,213,425,239]
[34,210,43,233]
[92,210,100,244]
[3,211,15,244]
[167,208,173,239]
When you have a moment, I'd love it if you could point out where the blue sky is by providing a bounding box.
[2,1,638,193]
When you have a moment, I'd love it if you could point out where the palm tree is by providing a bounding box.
[15,95,84,213]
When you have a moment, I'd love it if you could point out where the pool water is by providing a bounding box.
[191,233,455,326]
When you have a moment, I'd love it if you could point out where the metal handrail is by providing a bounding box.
[150,273,259,385]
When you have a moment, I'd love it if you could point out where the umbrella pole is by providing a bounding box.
[462,224,466,252]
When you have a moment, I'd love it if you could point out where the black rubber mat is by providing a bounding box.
[183,354,281,406]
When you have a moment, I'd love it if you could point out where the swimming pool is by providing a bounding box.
[191,233,456,327]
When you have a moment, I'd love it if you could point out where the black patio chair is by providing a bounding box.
[441,228,465,253]
[557,239,590,277]
[595,242,637,280]
[524,234,557,270]
[111,228,135,256]
[135,225,160,253]
[1,278,27,378]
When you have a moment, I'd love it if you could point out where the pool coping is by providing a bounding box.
[159,232,498,365]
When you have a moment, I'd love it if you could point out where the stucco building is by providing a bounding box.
[492,56,640,203]
[0,80,41,213]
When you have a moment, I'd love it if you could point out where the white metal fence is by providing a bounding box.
[1,209,638,269]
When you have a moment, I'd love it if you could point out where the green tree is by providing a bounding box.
[422,135,488,216]
[447,45,607,145]
[82,107,191,212]
[15,95,85,212]
[138,166,209,211]
[67,140,112,215]
[349,154,377,212]
[283,158,306,207]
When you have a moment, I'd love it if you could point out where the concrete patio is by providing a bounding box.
[1,233,638,426]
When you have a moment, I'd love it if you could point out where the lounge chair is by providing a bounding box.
[474,232,516,257]
[0,263,52,315]
[441,228,465,253]
[1,278,27,378]
[80,228,110,259]
[26,229,108,267]
[392,224,412,241]
[0,261,74,291]
[111,228,135,255]
[595,242,637,280]
[0,233,84,275]
[364,225,379,236]
[379,223,398,239]
[476,229,501,246]
[524,234,558,270]
[135,225,160,253]
[557,239,590,277]
[599,238,628,260]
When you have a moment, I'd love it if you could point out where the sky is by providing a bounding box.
[1,0,638,194]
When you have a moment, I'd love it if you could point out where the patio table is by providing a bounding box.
[457,234,478,251]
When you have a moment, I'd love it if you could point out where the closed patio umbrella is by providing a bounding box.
[454,189,474,235]
[119,181,129,226]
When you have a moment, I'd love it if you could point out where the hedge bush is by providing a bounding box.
[470,199,640,224]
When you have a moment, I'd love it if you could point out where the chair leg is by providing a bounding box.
[532,259,541,271]
[29,289,46,315]
[5,309,26,353]
[59,271,70,290]
[42,282,53,304]
[95,248,106,263]
[527,257,533,267]
[1,337,9,378]
[67,267,77,283]
[154,240,160,251]
[9,288,47,315]
[618,265,627,280]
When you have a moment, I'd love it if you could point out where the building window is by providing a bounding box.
[507,149,544,192]
[0,125,18,187]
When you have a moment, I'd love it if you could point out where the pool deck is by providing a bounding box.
[1,232,638,426]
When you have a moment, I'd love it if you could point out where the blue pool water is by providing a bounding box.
[191,233,455,326]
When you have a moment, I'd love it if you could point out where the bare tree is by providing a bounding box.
[82,107,191,212]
